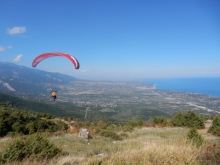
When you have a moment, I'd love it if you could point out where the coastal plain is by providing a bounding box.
[42,81,220,121]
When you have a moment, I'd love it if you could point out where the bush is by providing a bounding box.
[171,111,205,129]
[97,120,108,129]
[0,133,66,163]
[187,128,205,147]
[208,116,220,136]
[56,120,69,132]
[0,108,61,137]
[136,120,144,127]
[0,139,26,163]
[100,130,122,140]
[171,112,185,126]
[153,116,168,126]
[122,125,134,132]
[120,132,129,138]
[184,111,205,129]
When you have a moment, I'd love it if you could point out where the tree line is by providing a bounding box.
[0,104,68,137]
[152,111,220,136]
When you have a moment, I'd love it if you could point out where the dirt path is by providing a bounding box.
[60,119,75,132]
[198,123,211,134]
[198,123,219,141]
[51,118,76,132]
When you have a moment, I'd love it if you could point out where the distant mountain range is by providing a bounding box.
[0,62,79,97]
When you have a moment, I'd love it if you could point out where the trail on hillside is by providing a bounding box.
[60,119,75,132]
[51,118,76,132]
[198,122,218,141]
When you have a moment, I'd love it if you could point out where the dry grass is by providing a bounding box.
[1,126,219,165]
[82,141,201,165]
[80,127,201,165]
[0,137,13,152]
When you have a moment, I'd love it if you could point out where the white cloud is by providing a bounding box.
[0,45,12,52]
[7,45,12,49]
[13,54,23,62]
[0,46,5,52]
[7,26,26,35]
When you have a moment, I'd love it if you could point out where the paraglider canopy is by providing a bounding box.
[32,52,80,69]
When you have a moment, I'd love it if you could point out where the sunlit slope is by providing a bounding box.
[0,91,84,118]
[0,90,169,122]
[0,62,78,95]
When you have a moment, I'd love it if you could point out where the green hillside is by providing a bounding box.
[0,91,84,118]
[0,91,171,123]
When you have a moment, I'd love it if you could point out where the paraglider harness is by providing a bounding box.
[51,91,57,101]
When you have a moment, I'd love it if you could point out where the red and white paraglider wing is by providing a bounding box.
[32,52,80,69]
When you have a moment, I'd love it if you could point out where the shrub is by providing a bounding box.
[184,111,205,129]
[153,116,168,126]
[97,120,108,129]
[120,132,129,138]
[136,120,144,127]
[56,120,69,132]
[0,108,61,137]
[44,113,53,119]
[208,116,220,136]
[25,121,37,134]
[187,128,205,147]
[171,112,185,126]
[12,122,27,134]
[100,130,122,140]
[0,138,26,162]
[171,111,205,129]
[0,133,66,163]
[122,125,134,132]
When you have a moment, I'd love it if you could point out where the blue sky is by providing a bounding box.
[0,0,220,81]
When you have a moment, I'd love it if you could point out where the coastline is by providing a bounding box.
[143,77,220,98]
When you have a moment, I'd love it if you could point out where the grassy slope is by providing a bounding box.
[1,123,219,165]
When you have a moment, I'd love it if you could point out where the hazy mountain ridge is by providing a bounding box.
[0,62,79,95]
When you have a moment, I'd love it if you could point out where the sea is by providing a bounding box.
[143,77,220,98]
